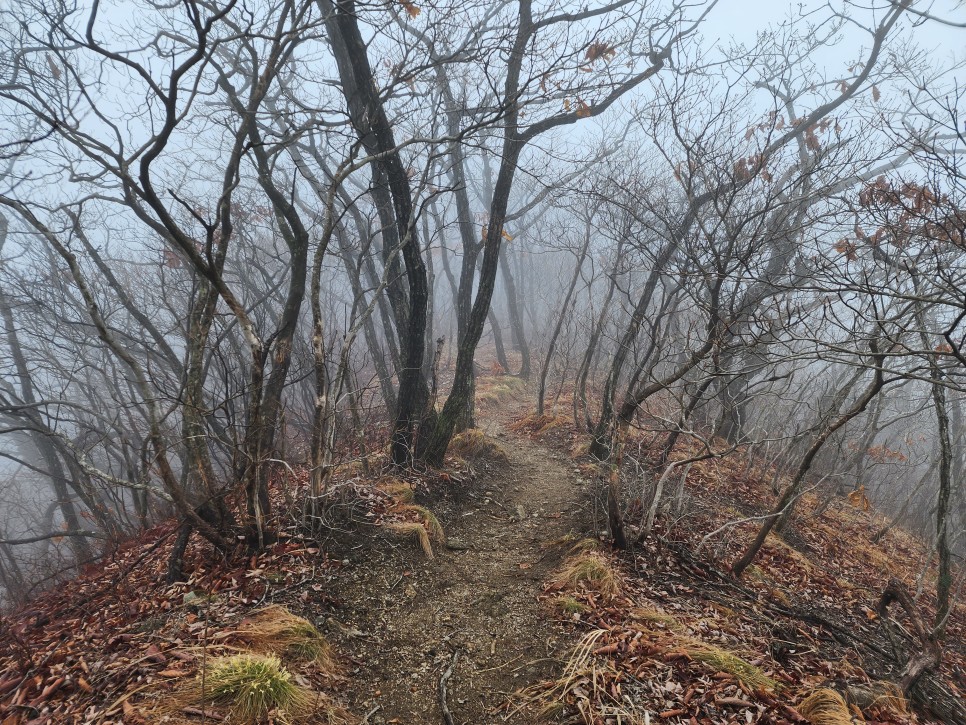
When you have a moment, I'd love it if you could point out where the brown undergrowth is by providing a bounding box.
[0,458,457,723]
[508,405,964,724]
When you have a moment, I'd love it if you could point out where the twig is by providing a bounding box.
[694,482,820,555]
[362,704,382,724]
[474,653,523,674]
[182,707,225,720]
[438,650,460,725]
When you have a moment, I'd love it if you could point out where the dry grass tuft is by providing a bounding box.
[475,376,525,408]
[570,438,592,458]
[682,641,778,691]
[238,606,337,673]
[568,537,601,555]
[380,478,415,504]
[553,551,620,598]
[448,428,509,462]
[514,629,648,723]
[475,389,502,407]
[409,504,445,542]
[388,521,435,558]
[393,504,444,540]
[630,605,682,630]
[508,412,570,434]
[797,688,854,725]
[542,532,579,549]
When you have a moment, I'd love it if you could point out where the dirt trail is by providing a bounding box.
[322,407,586,724]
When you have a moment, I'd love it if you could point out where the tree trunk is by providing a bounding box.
[499,244,531,378]
[322,0,431,465]
[538,223,591,415]
[488,309,511,374]
[733,351,885,578]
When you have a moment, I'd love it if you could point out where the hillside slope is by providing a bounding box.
[0,391,963,724]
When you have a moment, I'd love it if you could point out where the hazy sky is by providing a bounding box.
[708,0,964,65]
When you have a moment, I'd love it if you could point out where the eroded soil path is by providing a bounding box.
[321,409,587,724]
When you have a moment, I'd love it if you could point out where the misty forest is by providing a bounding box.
[0,0,965,723]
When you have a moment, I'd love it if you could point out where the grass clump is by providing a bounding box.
[683,641,778,691]
[553,595,588,616]
[570,438,592,458]
[553,551,620,598]
[513,630,648,723]
[395,504,445,541]
[381,478,415,504]
[191,653,313,722]
[411,505,444,542]
[388,521,435,558]
[797,688,853,725]
[568,537,601,555]
[508,412,569,434]
[239,606,337,672]
[630,606,681,630]
[476,377,525,408]
[475,389,502,407]
[386,504,445,558]
[448,428,509,463]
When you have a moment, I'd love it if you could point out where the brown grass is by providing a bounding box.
[553,595,589,616]
[570,438,592,458]
[847,681,907,717]
[630,605,682,631]
[237,606,337,673]
[553,551,620,598]
[475,376,525,408]
[797,688,853,725]
[508,412,570,434]
[513,629,648,723]
[388,521,435,558]
[380,477,415,504]
[680,639,779,691]
[448,428,509,462]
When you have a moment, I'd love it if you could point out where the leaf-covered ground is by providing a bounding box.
[0,386,964,724]
[512,404,966,725]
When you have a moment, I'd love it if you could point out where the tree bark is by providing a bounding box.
[538,223,591,415]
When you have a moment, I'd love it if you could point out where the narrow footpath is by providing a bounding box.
[322,407,587,724]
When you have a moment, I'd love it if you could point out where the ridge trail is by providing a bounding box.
[323,403,587,724]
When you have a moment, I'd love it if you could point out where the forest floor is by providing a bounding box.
[1,384,965,725]
[322,401,588,724]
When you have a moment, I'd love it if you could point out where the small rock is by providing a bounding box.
[445,538,471,551]
[515,504,526,521]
